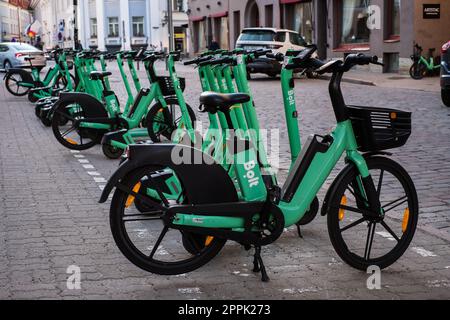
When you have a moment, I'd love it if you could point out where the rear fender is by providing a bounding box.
[99,144,238,204]
[52,92,108,118]
[5,68,33,83]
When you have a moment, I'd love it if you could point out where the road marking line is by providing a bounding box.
[98,185,106,191]
[376,231,396,241]
[70,150,80,153]
[78,159,89,164]
[94,177,107,183]
[87,171,101,176]
[411,247,437,257]
[74,154,85,158]
[83,164,95,169]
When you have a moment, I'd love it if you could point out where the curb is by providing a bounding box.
[318,75,376,86]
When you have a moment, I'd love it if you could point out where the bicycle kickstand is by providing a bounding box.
[296,223,303,238]
[253,246,270,282]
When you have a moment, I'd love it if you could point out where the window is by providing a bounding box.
[172,0,183,12]
[281,1,313,44]
[386,0,400,38]
[289,33,307,46]
[90,18,97,37]
[275,32,286,42]
[108,17,119,37]
[132,17,144,37]
[340,0,371,44]
[0,45,9,52]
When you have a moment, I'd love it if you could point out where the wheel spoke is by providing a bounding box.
[60,126,77,138]
[149,226,169,259]
[340,217,366,232]
[339,205,363,214]
[123,213,163,223]
[377,170,384,197]
[364,222,377,260]
[380,220,400,242]
[383,195,408,213]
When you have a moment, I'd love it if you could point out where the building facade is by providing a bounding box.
[79,0,189,52]
[32,0,190,53]
[188,0,449,73]
[0,0,33,43]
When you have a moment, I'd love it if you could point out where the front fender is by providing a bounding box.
[52,92,108,119]
[99,144,239,204]
[320,152,392,216]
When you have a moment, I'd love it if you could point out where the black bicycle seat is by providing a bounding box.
[89,71,112,80]
[199,92,250,113]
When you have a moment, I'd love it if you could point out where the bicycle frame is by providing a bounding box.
[419,56,441,70]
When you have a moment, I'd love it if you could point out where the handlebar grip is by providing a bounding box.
[184,59,197,66]
[253,49,272,58]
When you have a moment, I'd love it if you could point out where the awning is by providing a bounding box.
[209,11,228,18]
[190,16,206,22]
[279,0,304,4]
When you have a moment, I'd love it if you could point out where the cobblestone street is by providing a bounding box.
[0,62,449,299]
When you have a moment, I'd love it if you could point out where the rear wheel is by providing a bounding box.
[102,144,124,160]
[109,166,226,275]
[146,99,196,143]
[5,72,31,96]
[442,89,450,107]
[28,90,40,103]
[409,62,427,80]
[52,102,103,150]
[327,157,418,271]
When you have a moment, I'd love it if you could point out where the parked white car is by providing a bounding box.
[236,27,315,78]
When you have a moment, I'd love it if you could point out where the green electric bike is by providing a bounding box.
[51,51,196,159]
[100,48,418,281]
[410,43,441,80]
[4,48,76,102]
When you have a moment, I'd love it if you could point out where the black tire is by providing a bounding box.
[146,98,196,143]
[5,72,30,96]
[52,101,103,150]
[297,197,320,226]
[109,166,226,275]
[102,144,124,160]
[55,73,76,91]
[28,90,39,103]
[327,157,418,271]
[41,115,52,127]
[3,60,12,72]
[442,89,450,107]
[409,62,427,80]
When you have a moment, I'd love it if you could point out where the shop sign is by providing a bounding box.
[423,4,440,19]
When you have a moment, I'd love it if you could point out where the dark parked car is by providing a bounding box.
[441,40,450,107]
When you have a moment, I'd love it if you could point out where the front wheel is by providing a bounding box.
[409,62,427,80]
[327,157,418,271]
[146,98,196,143]
[442,89,450,107]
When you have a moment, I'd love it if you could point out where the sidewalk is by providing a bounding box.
[337,70,441,92]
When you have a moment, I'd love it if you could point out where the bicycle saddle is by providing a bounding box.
[199,92,250,114]
[89,71,112,80]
